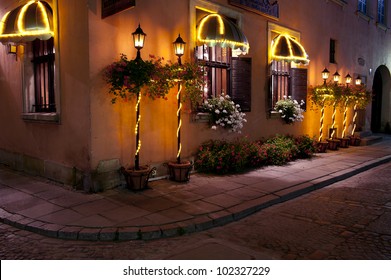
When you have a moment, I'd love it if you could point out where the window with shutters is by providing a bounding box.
[268,23,308,112]
[195,45,252,112]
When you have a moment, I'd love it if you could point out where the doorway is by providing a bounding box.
[371,66,391,133]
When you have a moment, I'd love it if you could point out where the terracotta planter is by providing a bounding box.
[167,161,192,182]
[121,165,152,191]
[349,136,361,146]
[317,141,329,153]
[338,137,350,148]
[327,139,340,150]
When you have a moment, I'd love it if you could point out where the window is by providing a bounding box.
[196,45,230,100]
[377,0,386,24]
[270,60,290,108]
[268,25,309,111]
[32,38,55,112]
[330,39,336,64]
[358,0,367,14]
[23,38,56,115]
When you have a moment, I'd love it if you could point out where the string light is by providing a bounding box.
[0,1,53,40]
[271,34,309,63]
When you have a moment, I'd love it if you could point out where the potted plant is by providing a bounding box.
[201,94,247,133]
[274,96,305,124]
[310,82,341,152]
[104,54,172,190]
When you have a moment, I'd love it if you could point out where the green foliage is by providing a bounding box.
[195,134,318,174]
[103,54,204,104]
[309,81,372,110]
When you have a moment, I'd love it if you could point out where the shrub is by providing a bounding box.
[294,135,318,159]
[195,134,318,174]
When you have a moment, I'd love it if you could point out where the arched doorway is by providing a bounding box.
[371,66,391,133]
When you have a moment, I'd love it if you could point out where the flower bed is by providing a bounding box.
[195,135,317,174]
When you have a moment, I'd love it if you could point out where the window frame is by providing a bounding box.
[377,0,386,25]
[21,0,60,123]
[267,23,308,112]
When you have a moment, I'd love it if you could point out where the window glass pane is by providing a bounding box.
[378,0,385,24]
[358,0,367,13]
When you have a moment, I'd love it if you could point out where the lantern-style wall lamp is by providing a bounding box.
[355,75,362,85]
[132,24,146,60]
[322,68,330,84]
[173,34,186,65]
[333,71,340,83]
[345,73,352,87]
[7,44,17,54]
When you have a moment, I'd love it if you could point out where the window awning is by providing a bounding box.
[0,1,53,44]
[197,13,249,55]
[271,34,309,64]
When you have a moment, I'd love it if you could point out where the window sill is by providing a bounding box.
[22,113,60,123]
[376,22,388,31]
[269,111,282,119]
[356,11,372,23]
[191,112,210,123]
[328,0,347,7]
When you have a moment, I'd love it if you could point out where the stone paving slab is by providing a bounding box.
[1,138,391,241]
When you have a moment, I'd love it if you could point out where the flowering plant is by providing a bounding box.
[104,54,204,104]
[274,96,305,124]
[201,94,247,133]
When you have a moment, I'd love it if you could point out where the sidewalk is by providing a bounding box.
[1,136,391,241]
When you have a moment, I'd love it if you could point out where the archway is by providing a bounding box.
[371,65,391,133]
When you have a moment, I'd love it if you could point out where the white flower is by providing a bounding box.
[211,125,217,130]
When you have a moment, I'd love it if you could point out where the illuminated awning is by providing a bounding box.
[0,1,53,44]
[271,34,309,64]
[197,14,249,55]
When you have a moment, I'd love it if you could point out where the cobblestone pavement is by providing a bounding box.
[1,161,391,260]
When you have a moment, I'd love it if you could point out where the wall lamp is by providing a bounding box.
[132,24,146,60]
[355,75,362,85]
[322,68,330,84]
[345,73,352,87]
[333,71,340,83]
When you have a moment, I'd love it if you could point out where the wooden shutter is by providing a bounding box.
[290,68,307,111]
[231,57,252,112]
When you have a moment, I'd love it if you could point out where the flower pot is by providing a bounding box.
[317,141,329,153]
[327,139,340,150]
[349,136,361,146]
[121,165,152,191]
[337,137,350,148]
[167,161,192,182]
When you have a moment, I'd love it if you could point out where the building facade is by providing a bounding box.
[0,0,390,191]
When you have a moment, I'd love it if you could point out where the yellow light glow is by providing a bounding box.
[342,99,349,138]
[176,83,183,159]
[135,94,141,156]
[0,1,53,40]
[271,34,309,63]
[197,13,249,54]
[330,101,337,139]
[0,11,11,35]
[351,102,358,135]
[319,96,326,142]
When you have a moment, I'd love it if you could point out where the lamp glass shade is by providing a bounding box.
[355,76,362,85]
[173,34,186,56]
[333,71,340,82]
[345,74,352,84]
[8,44,17,54]
[132,24,146,49]
[322,68,330,80]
